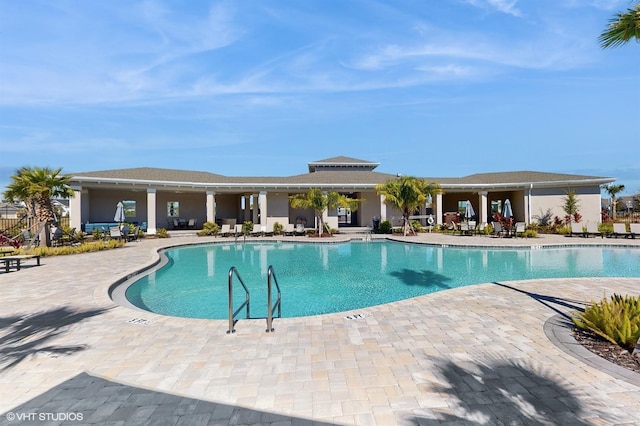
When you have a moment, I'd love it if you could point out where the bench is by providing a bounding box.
[1,255,41,273]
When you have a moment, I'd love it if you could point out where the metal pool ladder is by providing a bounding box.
[266,265,282,333]
[227,266,250,334]
[226,265,282,334]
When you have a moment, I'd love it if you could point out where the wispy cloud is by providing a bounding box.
[464,0,522,17]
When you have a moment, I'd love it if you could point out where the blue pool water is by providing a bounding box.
[124,241,640,319]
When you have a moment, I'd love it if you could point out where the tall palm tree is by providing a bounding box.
[602,183,625,220]
[599,3,640,48]
[3,166,74,246]
[376,176,442,236]
[289,188,362,236]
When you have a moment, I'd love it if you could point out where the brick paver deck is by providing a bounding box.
[1,232,639,425]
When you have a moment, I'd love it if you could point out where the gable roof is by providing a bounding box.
[308,156,380,172]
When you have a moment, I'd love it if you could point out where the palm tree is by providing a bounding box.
[376,176,442,236]
[289,188,362,236]
[3,166,74,246]
[602,183,625,221]
[599,3,640,48]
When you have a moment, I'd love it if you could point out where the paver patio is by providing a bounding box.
[1,232,639,425]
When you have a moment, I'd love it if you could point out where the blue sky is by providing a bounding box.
[1,0,639,196]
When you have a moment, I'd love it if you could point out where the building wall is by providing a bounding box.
[530,186,602,225]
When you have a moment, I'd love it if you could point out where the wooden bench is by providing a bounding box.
[1,255,41,273]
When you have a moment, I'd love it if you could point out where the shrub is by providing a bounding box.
[92,229,104,240]
[411,220,423,233]
[198,221,220,236]
[156,228,170,238]
[242,221,253,235]
[273,222,283,235]
[524,229,538,238]
[599,222,614,236]
[573,294,640,350]
[376,220,393,234]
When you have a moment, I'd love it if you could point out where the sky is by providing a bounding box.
[1,0,639,197]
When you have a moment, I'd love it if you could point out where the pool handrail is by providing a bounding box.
[266,265,282,332]
[227,266,250,334]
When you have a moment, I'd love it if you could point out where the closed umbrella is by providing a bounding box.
[114,201,125,223]
[502,199,512,219]
[465,200,475,221]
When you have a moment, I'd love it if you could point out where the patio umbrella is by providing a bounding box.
[114,201,125,223]
[465,200,475,220]
[502,199,513,219]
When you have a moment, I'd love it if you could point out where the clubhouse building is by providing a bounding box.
[66,156,613,234]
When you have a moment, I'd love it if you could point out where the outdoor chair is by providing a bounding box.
[569,222,585,237]
[612,223,631,238]
[586,222,602,238]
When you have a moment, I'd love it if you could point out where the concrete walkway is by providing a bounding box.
[0,233,639,425]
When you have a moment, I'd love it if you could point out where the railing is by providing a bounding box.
[266,265,282,332]
[227,267,250,334]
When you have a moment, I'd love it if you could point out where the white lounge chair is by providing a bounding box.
[251,223,264,237]
[284,224,295,236]
[613,223,630,238]
[219,224,231,237]
[629,223,639,239]
[514,222,526,237]
[586,222,602,238]
[570,222,584,237]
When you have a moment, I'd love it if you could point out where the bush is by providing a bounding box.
[376,220,393,234]
[273,222,283,235]
[198,221,220,236]
[242,221,253,235]
[411,220,423,233]
[156,228,170,238]
[573,294,640,350]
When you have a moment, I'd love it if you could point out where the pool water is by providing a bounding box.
[124,241,640,319]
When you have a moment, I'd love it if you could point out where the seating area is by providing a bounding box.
[167,218,198,230]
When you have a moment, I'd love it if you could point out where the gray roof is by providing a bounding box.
[68,165,614,191]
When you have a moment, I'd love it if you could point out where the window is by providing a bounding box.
[167,202,179,217]
[457,201,467,215]
[122,200,136,218]
[491,200,502,215]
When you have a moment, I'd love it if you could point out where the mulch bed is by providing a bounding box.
[572,328,640,374]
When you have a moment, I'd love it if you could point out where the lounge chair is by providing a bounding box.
[251,223,264,237]
[491,221,504,237]
[585,222,602,238]
[263,223,274,236]
[127,226,140,242]
[569,223,585,237]
[187,218,197,229]
[234,224,244,237]
[51,227,64,246]
[459,222,472,236]
[629,223,639,239]
[514,222,526,237]
[284,224,295,236]
[612,223,630,238]
[109,226,123,240]
[219,224,231,237]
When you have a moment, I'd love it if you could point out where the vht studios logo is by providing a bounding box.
[5,412,84,422]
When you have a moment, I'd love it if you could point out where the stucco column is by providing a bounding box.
[252,193,260,225]
[259,191,267,226]
[147,188,157,235]
[243,194,251,222]
[435,193,443,225]
[69,186,83,231]
[479,191,488,224]
[206,191,216,224]
[379,194,386,222]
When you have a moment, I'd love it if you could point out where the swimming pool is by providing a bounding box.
[123,241,640,319]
